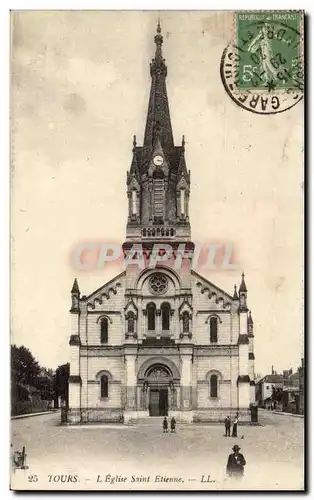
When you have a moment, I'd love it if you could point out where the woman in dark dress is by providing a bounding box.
[232,415,238,437]
[163,416,168,433]
[170,417,176,432]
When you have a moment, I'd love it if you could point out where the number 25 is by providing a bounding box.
[28,475,38,482]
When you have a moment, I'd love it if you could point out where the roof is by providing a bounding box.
[71,278,80,294]
[239,272,247,293]
[85,270,126,301]
[191,269,234,301]
[261,374,283,384]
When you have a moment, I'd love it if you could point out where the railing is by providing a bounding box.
[142,337,175,346]
[141,227,176,238]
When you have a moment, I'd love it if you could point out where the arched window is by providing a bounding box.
[182,311,190,333]
[147,303,156,331]
[161,303,170,331]
[100,375,109,398]
[127,312,135,333]
[131,189,137,215]
[100,318,108,344]
[153,170,165,224]
[210,317,218,343]
[180,188,185,215]
[210,374,218,398]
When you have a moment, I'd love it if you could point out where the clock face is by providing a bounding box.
[153,155,163,166]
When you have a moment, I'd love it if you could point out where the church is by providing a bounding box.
[67,22,256,424]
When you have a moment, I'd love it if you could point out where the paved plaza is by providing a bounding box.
[11,410,304,491]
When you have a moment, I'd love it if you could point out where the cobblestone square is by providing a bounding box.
[11,410,304,491]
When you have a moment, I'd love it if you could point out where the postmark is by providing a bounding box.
[220,11,304,114]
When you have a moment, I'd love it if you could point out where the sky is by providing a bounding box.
[11,10,303,375]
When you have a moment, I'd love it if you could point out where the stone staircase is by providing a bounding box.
[128,416,164,426]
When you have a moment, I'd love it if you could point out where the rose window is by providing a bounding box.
[149,273,168,295]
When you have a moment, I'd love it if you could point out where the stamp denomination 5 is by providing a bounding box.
[221,11,304,114]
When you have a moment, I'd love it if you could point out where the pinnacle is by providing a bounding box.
[239,272,247,293]
[71,278,80,294]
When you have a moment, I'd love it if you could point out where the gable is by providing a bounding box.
[85,271,126,310]
[191,270,234,310]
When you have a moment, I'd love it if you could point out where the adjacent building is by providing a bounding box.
[298,358,304,415]
[282,369,300,414]
[256,365,304,415]
[255,374,283,408]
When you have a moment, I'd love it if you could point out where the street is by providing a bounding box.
[11,410,304,491]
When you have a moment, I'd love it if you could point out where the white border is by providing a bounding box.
[3,2,311,499]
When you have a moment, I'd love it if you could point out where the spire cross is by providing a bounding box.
[157,17,161,34]
[154,18,163,55]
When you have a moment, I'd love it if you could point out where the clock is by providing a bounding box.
[153,155,164,166]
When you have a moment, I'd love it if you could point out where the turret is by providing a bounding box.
[238,272,248,312]
[126,135,141,224]
[70,278,80,313]
[247,310,254,336]
[68,278,82,423]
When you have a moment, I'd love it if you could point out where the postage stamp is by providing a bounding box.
[220,11,304,114]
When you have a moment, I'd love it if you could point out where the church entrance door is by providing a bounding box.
[149,388,168,416]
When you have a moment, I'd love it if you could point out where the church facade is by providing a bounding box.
[67,23,256,424]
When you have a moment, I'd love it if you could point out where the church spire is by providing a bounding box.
[154,18,163,65]
[129,135,140,179]
[238,272,248,312]
[71,278,80,294]
[125,22,191,242]
[142,20,174,170]
[177,135,189,178]
[70,278,80,313]
[239,272,247,293]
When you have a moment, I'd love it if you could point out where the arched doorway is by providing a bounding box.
[137,358,180,416]
[145,364,171,416]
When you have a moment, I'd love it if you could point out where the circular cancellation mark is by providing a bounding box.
[220,14,304,115]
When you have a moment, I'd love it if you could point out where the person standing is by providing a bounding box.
[163,416,168,433]
[232,415,238,437]
[226,445,246,478]
[170,417,176,433]
[224,416,231,437]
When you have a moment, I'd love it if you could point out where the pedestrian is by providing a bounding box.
[163,416,168,433]
[226,444,246,478]
[232,415,238,437]
[224,416,231,437]
[170,417,176,433]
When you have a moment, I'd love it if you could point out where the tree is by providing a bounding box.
[11,344,41,415]
[36,374,55,401]
[55,363,70,407]
[11,345,40,387]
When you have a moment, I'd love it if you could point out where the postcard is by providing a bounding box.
[10,10,304,491]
